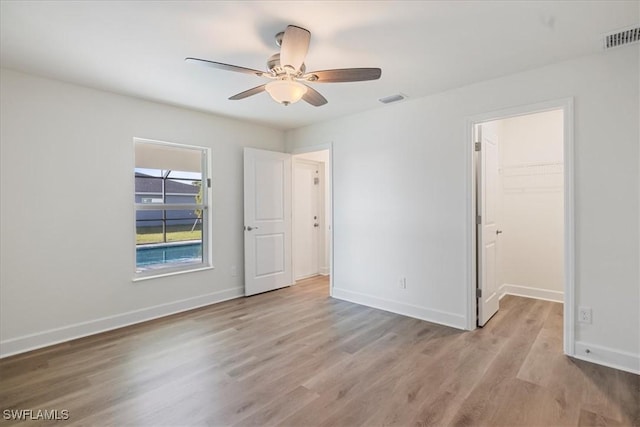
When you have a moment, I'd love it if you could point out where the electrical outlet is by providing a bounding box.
[578,307,592,324]
[398,277,407,289]
[230,265,237,277]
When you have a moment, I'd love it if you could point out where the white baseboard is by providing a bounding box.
[295,268,330,281]
[573,341,640,375]
[499,283,564,303]
[332,287,466,330]
[0,287,244,358]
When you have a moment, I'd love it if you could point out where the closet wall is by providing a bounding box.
[498,109,564,302]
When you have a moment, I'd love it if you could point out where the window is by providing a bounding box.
[134,139,210,277]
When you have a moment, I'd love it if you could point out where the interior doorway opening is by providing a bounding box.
[468,99,575,355]
[292,148,332,291]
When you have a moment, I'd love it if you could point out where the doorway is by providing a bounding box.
[292,147,332,291]
[242,145,333,297]
[468,99,575,355]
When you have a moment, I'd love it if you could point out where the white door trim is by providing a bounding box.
[465,98,575,357]
[289,143,334,297]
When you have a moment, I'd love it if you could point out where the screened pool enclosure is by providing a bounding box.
[134,140,209,274]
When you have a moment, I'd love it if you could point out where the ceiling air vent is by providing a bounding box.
[379,93,407,104]
[604,25,640,50]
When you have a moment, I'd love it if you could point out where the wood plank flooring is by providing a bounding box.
[1,276,638,426]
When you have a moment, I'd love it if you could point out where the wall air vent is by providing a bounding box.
[603,25,640,50]
[379,93,407,104]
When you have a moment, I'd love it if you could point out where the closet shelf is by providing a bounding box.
[500,161,563,177]
[501,161,563,193]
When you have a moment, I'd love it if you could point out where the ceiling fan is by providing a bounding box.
[185,25,382,107]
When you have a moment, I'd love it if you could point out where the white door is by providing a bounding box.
[477,124,501,326]
[293,159,320,279]
[243,148,292,296]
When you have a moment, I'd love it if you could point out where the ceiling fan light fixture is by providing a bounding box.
[265,80,307,105]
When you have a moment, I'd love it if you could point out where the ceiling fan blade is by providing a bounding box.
[229,84,267,100]
[185,57,264,77]
[305,68,382,83]
[280,25,311,72]
[302,85,328,107]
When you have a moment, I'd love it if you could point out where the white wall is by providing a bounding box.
[496,110,565,302]
[0,68,284,356]
[285,47,639,373]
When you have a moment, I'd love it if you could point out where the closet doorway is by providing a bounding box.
[292,147,332,290]
[468,99,575,355]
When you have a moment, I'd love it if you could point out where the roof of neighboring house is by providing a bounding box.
[135,172,199,194]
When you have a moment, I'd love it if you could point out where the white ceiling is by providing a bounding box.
[1,1,637,130]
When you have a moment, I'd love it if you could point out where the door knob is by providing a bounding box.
[246,226,258,231]
[313,223,319,227]
[496,230,503,235]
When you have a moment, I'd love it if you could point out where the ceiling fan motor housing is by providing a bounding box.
[267,53,305,75]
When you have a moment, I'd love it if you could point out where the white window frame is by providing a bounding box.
[133,138,212,280]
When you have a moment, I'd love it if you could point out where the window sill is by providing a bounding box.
[132,265,214,282]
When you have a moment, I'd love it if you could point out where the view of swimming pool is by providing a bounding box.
[136,242,202,269]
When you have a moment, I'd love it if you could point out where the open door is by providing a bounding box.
[477,124,500,325]
[243,148,292,296]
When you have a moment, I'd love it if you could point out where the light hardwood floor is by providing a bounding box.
[1,276,638,426]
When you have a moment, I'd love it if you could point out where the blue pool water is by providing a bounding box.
[136,242,202,268]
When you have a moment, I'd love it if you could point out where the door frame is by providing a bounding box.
[289,143,334,297]
[465,98,575,356]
